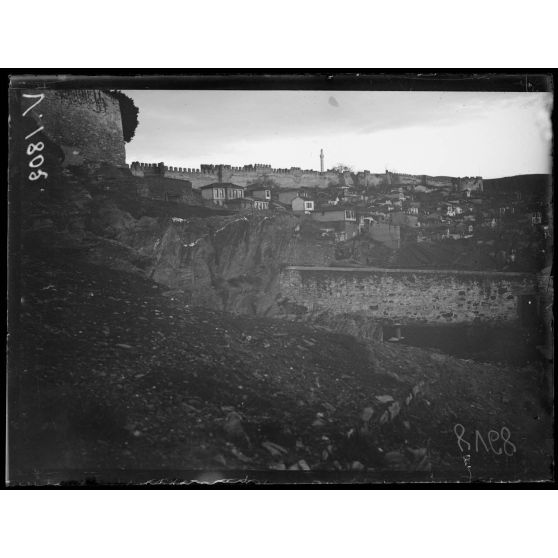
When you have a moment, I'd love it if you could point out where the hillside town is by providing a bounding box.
[130,160,551,273]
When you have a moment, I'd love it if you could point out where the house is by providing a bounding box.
[386,190,405,202]
[246,185,271,202]
[440,201,463,217]
[226,196,270,211]
[359,215,374,234]
[376,200,394,213]
[407,201,421,215]
[341,188,365,203]
[447,200,464,214]
[200,182,245,206]
[420,212,442,226]
[276,188,302,205]
[311,206,358,240]
[226,197,253,210]
[312,206,357,222]
[291,196,315,214]
[369,211,388,223]
[529,211,542,225]
[253,199,269,211]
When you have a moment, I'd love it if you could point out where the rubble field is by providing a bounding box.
[9,244,553,484]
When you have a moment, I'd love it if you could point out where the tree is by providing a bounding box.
[105,90,140,143]
[331,163,354,173]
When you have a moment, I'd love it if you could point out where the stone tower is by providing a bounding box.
[320,148,324,173]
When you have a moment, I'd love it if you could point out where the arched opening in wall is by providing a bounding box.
[518,294,540,329]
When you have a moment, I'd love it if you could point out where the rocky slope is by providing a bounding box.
[23,167,300,316]
[10,244,554,484]
[12,167,553,484]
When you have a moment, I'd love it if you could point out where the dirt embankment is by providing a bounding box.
[23,167,300,316]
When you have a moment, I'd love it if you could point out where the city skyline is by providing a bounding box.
[123,90,552,179]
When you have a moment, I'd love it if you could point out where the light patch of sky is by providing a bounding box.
[123,90,552,178]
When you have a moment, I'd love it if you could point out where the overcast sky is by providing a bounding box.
[123,90,552,179]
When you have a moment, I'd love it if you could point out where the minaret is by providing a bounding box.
[320,148,324,173]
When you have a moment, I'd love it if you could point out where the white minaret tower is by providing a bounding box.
[320,148,324,173]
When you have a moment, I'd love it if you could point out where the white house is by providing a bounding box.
[292,196,315,214]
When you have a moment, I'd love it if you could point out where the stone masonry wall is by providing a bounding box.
[279,266,538,326]
[31,90,126,167]
[130,163,485,194]
[131,163,341,190]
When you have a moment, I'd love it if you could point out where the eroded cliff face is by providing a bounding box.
[22,169,300,317]
[140,213,299,314]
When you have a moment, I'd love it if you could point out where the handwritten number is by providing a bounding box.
[29,170,48,181]
[501,427,517,456]
[475,430,490,453]
[454,423,471,452]
[455,424,516,457]
[21,95,48,182]
[26,141,44,156]
[29,155,44,168]
[22,93,45,117]
[25,126,44,141]
[487,430,502,455]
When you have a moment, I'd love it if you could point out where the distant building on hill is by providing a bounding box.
[246,185,271,202]
[226,196,269,211]
[291,196,315,214]
[311,206,358,241]
[200,183,245,206]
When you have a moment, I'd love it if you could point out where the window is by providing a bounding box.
[532,212,542,224]
[345,210,356,221]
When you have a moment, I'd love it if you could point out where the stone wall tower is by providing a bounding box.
[320,148,324,173]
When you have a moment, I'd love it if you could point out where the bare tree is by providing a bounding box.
[331,163,354,173]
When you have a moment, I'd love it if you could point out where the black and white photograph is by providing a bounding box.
[6,73,554,486]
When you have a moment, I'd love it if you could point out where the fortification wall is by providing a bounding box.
[425,176,455,189]
[279,266,537,326]
[386,172,483,191]
[129,162,342,190]
[459,177,484,192]
[394,174,423,186]
[357,173,386,187]
[32,90,125,167]
[130,162,483,194]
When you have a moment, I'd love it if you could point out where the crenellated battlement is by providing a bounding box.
[128,161,483,192]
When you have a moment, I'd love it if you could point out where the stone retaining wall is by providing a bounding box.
[279,266,538,326]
